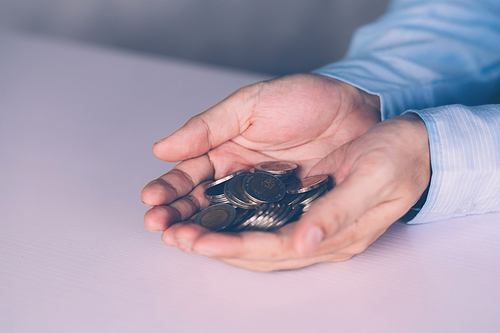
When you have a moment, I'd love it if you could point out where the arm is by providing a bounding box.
[315,0,500,223]
[314,0,500,119]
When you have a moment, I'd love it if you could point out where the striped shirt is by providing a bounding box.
[314,0,500,223]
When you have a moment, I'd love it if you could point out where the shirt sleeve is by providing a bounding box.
[313,0,500,120]
[313,0,500,223]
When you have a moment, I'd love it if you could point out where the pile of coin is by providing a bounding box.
[193,161,329,232]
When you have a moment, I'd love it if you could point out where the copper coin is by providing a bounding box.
[286,175,329,194]
[254,161,298,176]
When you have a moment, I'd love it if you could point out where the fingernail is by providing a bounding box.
[303,226,324,255]
[175,238,193,253]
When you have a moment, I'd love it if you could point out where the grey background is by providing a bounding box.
[0,0,390,75]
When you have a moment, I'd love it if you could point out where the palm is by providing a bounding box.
[195,74,380,180]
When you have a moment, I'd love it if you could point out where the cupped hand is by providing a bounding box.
[141,73,386,270]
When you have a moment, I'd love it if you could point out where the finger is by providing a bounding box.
[144,205,174,232]
[168,180,384,261]
[141,155,214,206]
[162,221,211,251]
[161,220,199,247]
[217,202,408,272]
[153,84,260,162]
[292,162,387,257]
[168,217,356,262]
[143,181,211,232]
[185,223,298,260]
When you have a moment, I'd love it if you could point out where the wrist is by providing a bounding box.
[395,113,432,222]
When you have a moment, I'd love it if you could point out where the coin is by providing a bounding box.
[205,186,229,204]
[257,203,289,231]
[227,208,252,231]
[231,209,260,232]
[206,170,245,189]
[254,161,298,176]
[205,170,246,204]
[280,175,299,185]
[298,184,328,206]
[269,205,301,230]
[197,161,329,233]
[205,183,225,197]
[281,192,304,205]
[224,174,259,209]
[193,203,236,231]
[243,173,286,203]
[208,195,231,204]
[286,175,329,194]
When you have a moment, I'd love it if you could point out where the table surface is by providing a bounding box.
[1,32,500,333]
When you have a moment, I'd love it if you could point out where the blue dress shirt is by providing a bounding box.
[314,0,500,223]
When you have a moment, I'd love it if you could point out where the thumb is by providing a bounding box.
[152,84,260,162]
[292,165,384,257]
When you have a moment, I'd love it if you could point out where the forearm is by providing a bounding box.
[314,0,500,120]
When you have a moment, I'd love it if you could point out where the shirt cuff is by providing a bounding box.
[404,104,500,224]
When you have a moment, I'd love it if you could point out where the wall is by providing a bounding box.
[0,0,390,75]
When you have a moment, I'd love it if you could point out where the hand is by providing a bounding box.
[141,73,383,270]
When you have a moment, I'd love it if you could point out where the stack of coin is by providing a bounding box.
[253,161,299,185]
[193,161,329,232]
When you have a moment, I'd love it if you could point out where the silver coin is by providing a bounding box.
[267,203,283,219]
[206,192,226,199]
[205,185,226,199]
[253,203,290,231]
[282,192,305,206]
[209,195,231,205]
[270,205,302,230]
[249,213,267,230]
[242,173,285,203]
[224,174,259,209]
[205,170,245,199]
[206,169,245,189]
[264,206,289,230]
[232,209,260,232]
[286,175,329,194]
[207,193,226,200]
[250,204,279,230]
[226,208,252,231]
[206,191,229,204]
[193,203,236,232]
[298,184,328,206]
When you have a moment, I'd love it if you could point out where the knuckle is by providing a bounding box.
[327,208,347,229]
[185,194,202,212]
[169,168,195,190]
[155,178,179,197]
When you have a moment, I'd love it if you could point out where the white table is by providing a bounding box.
[1,32,499,333]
